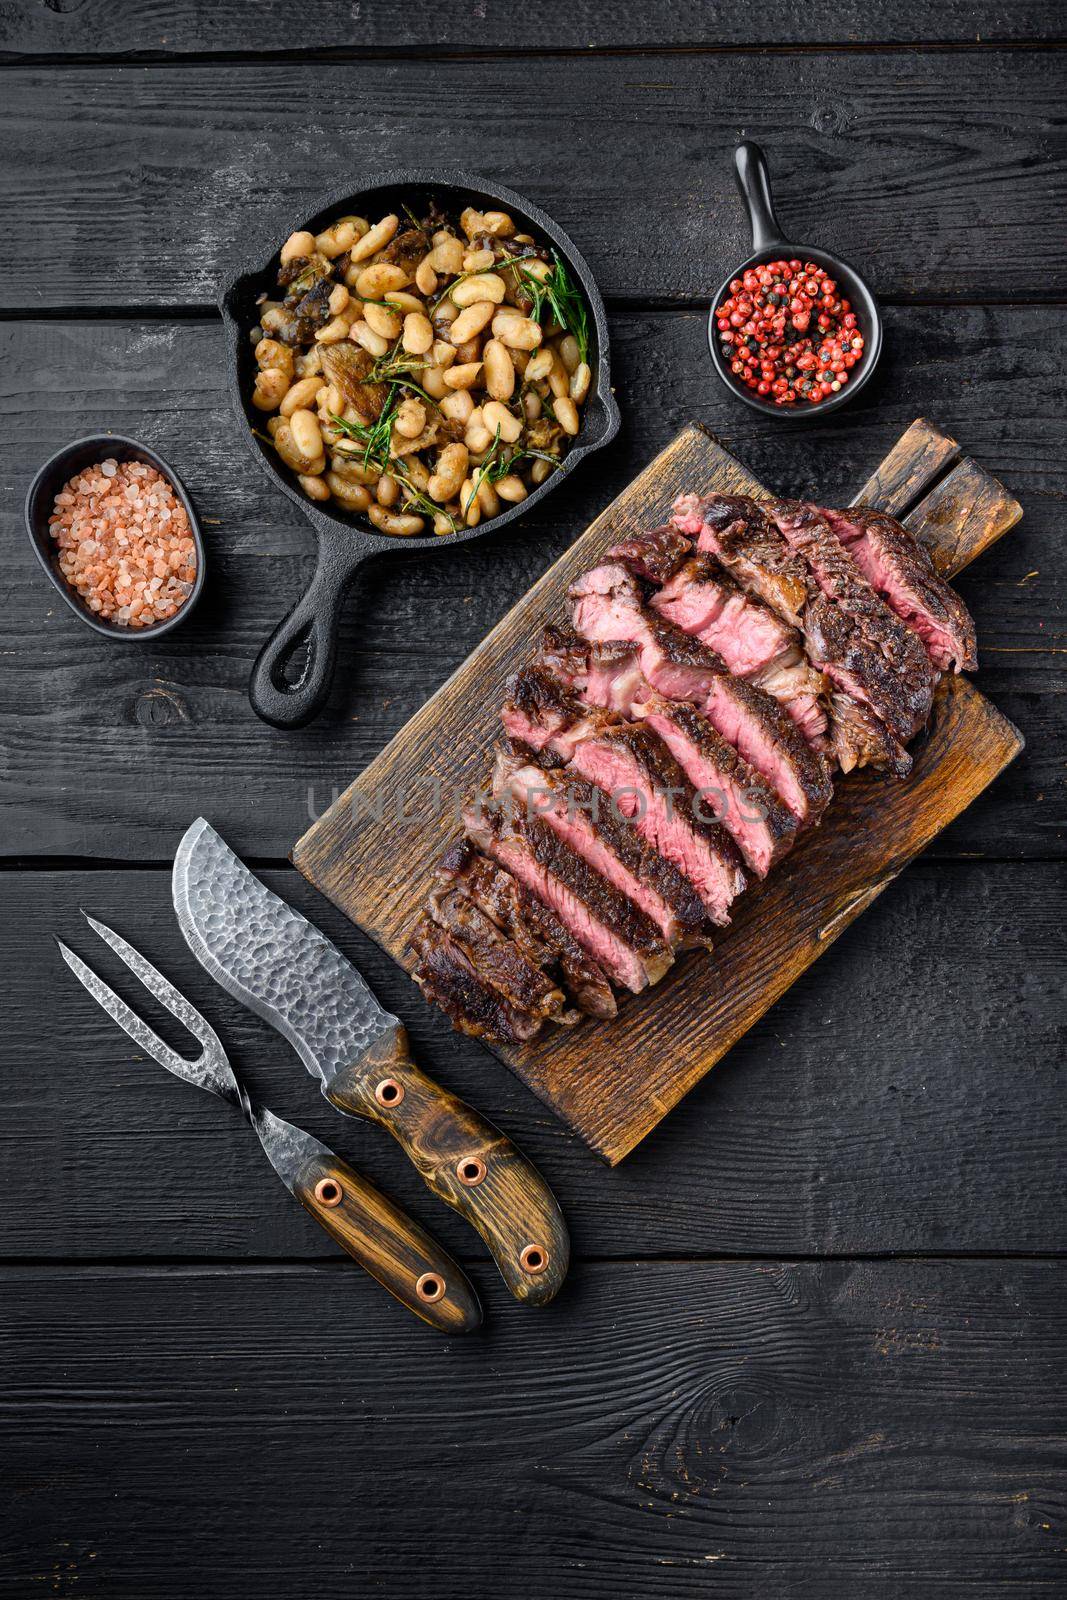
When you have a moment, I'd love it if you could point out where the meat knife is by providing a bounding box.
[173,818,569,1305]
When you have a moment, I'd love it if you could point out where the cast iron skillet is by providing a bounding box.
[220,171,620,729]
[708,142,883,421]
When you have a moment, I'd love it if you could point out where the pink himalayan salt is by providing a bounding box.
[48,459,197,628]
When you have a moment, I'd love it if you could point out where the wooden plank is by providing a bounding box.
[2,311,1061,863]
[1,53,1065,308]
[3,1260,1065,1597]
[2,1,1062,56]
[293,423,1024,1162]
[7,862,1065,1259]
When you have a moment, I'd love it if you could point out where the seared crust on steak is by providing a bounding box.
[409,919,547,1043]
[766,499,937,741]
[606,524,693,585]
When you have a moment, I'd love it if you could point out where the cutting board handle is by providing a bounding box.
[249,540,372,729]
[326,1026,570,1306]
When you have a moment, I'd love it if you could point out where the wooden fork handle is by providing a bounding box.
[325,1026,570,1307]
[289,1144,482,1334]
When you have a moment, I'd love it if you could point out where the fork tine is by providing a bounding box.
[81,911,224,1056]
[56,937,196,1079]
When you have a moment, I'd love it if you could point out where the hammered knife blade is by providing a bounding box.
[173,818,569,1305]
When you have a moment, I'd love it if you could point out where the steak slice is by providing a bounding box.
[464,805,674,993]
[671,491,810,627]
[435,839,616,1019]
[539,628,797,876]
[502,666,745,925]
[569,563,833,824]
[409,918,545,1044]
[492,742,710,945]
[827,691,913,778]
[606,524,693,585]
[652,554,830,750]
[821,505,978,672]
[426,882,574,1022]
[766,499,937,740]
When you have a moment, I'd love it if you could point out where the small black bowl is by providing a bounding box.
[25,435,206,640]
[708,142,883,422]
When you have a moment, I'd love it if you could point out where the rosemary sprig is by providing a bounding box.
[520,250,589,364]
[329,392,398,472]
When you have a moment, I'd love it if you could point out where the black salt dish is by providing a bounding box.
[25,435,206,641]
[708,141,883,422]
[220,170,620,729]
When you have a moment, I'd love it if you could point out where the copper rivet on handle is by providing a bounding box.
[375,1077,404,1107]
[456,1156,487,1187]
[520,1244,548,1275]
[416,1273,446,1303]
[314,1178,343,1207]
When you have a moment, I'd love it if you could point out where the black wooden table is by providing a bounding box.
[2,6,1065,1596]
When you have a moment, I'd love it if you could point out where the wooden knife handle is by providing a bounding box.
[325,1027,570,1306]
[290,1145,482,1334]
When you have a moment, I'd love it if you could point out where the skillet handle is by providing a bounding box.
[734,141,789,255]
[249,540,369,729]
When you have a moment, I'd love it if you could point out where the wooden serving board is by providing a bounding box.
[294,421,1023,1164]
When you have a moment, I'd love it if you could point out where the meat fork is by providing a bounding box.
[56,913,481,1334]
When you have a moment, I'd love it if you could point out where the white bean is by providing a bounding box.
[255,338,295,378]
[402,312,434,354]
[355,262,409,299]
[440,390,474,425]
[385,290,424,314]
[492,312,543,351]
[554,396,580,436]
[326,473,372,511]
[363,301,402,340]
[369,504,425,536]
[315,220,359,259]
[494,474,527,503]
[462,249,495,273]
[559,334,581,373]
[482,340,515,400]
[280,230,314,264]
[476,476,501,518]
[452,273,506,308]
[315,315,353,345]
[427,442,469,503]
[289,408,324,460]
[570,362,591,403]
[443,362,483,390]
[393,398,426,440]
[420,366,449,400]
[428,236,465,274]
[415,256,438,296]
[524,349,554,383]
[252,368,290,411]
[376,474,399,508]
[481,400,523,444]
[349,213,399,263]
[299,473,330,502]
[280,375,326,417]
[459,477,481,525]
[351,320,390,358]
[449,301,496,344]
[482,210,515,237]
